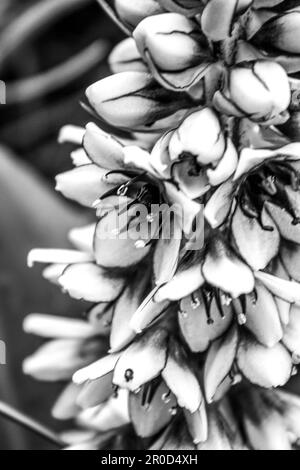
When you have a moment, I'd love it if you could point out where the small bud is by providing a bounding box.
[86,71,193,131]
[213,60,291,125]
[168,108,226,165]
[253,7,300,55]
[157,0,203,17]
[114,0,164,29]
[134,13,211,91]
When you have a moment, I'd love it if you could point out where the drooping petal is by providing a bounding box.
[161,341,202,413]
[83,123,125,170]
[113,329,168,391]
[242,389,291,450]
[110,288,142,352]
[73,354,121,385]
[266,201,300,244]
[52,382,82,420]
[202,236,255,298]
[77,372,114,409]
[23,314,97,339]
[55,165,114,207]
[59,263,124,303]
[184,402,208,445]
[155,265,204,302]
[179,291,233,353]
[281,241,300,282]
[77,389,130,432]
[237,335,292,387]
[23,339,101,382]
[204,180,236,229]
[130,287,170,333]
[68,224,96,253]
[282,304,300,357]
[245,281,283,347]
[232,206,280,270]
[129,381,177,438]
[94,207,151,269]
[204,325,238,403]
[58,125,85,145]
[27,249,93,267]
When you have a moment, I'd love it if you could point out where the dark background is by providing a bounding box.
[0,0,122,449]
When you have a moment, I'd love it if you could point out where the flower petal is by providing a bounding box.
[204,325,238,403]
[204,180,235,229]
[73,354,121,385]
[83,123,125,170]
[68,224,96,253]
[77,372,114,409]
[23,314,97,339]
[281,241,300,282]
[161,341,202,413]
[184,402,208,445]
[232,206,280,270]
[179,291,233,353]
[58,125,85,145]
[129,381,177,438]
[202,236,255,298]
[23,339,100,382]
[110,288,142,352]
[282,304,300,356]
[52,382,81,420]
[130,287,170,334]
[255,271,300,305]
[245,281,283,347]
[154,265,204,302]
[27,249,93,267]
[77,389,130,432]
[59,263,124,303]
[266,201,300,244]
[113,329,168,391]
[94,208,151,269]
[237,335,292,387]
[55,165,114,207]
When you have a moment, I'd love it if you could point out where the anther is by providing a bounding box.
[237,313,247,325]
[124,368,134,382]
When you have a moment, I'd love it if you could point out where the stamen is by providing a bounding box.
[215,289,226,319]
[169,406,178,416]
[161,390,172,404]
[191,292,201,309]
[237,313,247,325]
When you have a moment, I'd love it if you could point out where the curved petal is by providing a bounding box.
[245,281,283,347]
[204,180,236,229]
[113,329,168,391]
[77,372,114,409]
[55,165,114,207]
[155,265,204,302]
[162,341,202,413]
[282,304,300,356]
[237,335,292,388]
[266,201,300,244]
[73,354,121,385]
[83,123,125,170]
[202,236,255,298]
[179,291,233,353]
[232,206,280,270]
[255,271,300,305]
[204,325,238,403]
[59,263,124,303]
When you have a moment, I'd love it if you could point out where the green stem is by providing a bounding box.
[0,401,66,448]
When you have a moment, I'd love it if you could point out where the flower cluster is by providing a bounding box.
[24,0,300,450]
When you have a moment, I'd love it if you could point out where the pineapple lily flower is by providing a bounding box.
[23,0,300,451]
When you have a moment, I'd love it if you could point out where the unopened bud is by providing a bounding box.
[213,60,291,125]
[134,13,211,91]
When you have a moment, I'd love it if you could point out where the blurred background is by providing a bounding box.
[0,0,122,449]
